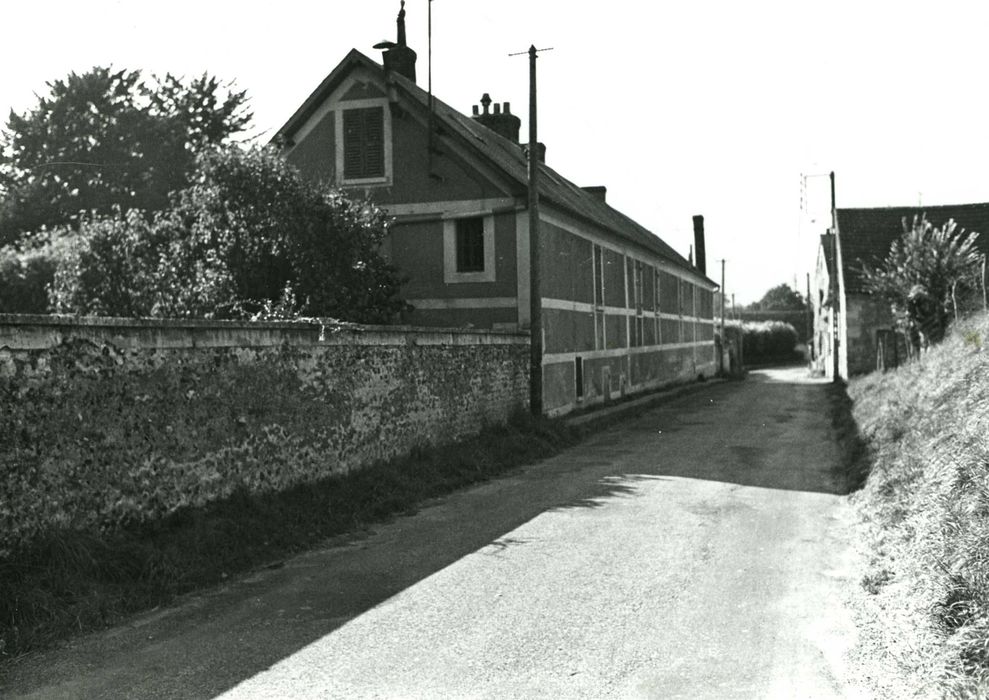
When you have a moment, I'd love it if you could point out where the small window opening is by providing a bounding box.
[455,217,485,272]
[575,356,584,400]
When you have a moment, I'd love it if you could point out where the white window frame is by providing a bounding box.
[443,213,496,283]
[335,97,393,187]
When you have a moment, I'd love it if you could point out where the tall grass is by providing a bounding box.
[850,312,989,697]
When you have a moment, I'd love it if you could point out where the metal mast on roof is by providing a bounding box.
[428,0,435,173]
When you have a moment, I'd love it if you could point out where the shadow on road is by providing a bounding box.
[2,367,855,699]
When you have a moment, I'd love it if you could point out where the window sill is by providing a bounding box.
[446,270,495,284]
[340,176,391,187]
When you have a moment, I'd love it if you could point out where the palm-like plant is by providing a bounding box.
[861,215,984,348]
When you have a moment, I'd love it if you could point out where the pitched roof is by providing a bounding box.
[275,51,713,286]
[836,202,989,293]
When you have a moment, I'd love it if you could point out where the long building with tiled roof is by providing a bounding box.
[273,4,720,415]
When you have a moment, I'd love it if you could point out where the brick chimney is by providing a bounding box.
[471,93,521,142]
[692,215,707,275]
[582,186,607,202]
[379,1,417,82]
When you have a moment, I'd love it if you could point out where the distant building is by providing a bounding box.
[813,202,989,379]
[273,4,718,415]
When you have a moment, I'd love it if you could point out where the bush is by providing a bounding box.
[727,319,800,364]
[861,215,984,349]
[0,233,74,313]
[47,146,407,321]
[48,209,202,317]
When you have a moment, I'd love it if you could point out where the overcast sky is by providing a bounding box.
[3,1,988,304]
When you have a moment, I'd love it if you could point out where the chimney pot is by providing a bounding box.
[471,94,521,143]
[503,102,511,114]
[472,105,479,116]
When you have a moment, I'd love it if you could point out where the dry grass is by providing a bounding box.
[849,312,989,698]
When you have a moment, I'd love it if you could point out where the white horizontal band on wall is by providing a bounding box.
[386,198,518,218]
[540,297,715,324]
[406,297,518,310]
[542,342,713,365]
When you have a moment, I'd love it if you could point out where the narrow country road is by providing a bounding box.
[1,367,865,699]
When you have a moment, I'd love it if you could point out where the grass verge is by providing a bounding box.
[847,313,989,698]
[824,379,871,495]
[0,411,582,662]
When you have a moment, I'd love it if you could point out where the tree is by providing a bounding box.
[0,67,251,246]
[753,283,806,311]
[49,146,408,323]
[861,215,984,348]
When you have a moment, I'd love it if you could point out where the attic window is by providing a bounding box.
[342,107,384,180]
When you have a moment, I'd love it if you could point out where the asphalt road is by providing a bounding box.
[1,367,866,699]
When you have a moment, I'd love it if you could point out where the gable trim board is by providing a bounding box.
[276,44,718,414]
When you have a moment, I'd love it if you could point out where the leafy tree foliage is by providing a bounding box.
[861,215,984,347]
[48,146,407,322]
[752,283,806,311]
[0,232,76,314]
[0,67,251,246]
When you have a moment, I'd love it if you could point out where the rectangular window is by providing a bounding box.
[342,107,384,180]
[634,260,644,347]
[455,217,485,272]
[658,271,680,314]
[593,246,605,350]
[575,356,584,400]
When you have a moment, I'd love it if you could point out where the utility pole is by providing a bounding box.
[718,258,726,375]
[721,258,735,342]
[830,170,840,382]
[529,45,541,415]
[511,44,552,415]
[806,271,813,357]
[527,45,541,415]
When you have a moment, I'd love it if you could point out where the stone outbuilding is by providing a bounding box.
[813,202,989,379]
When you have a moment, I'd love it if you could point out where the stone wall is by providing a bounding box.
[844,295,894,375]
[0,315,529,554]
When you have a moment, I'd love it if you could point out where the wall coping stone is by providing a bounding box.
[0,314,529,351]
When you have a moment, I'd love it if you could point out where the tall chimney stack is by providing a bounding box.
[692,215,707,274]
[380,1,417,82]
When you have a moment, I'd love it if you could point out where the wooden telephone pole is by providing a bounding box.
[511,44,552,415]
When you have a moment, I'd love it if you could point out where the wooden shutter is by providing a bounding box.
[343,107,385,179]
[455,217,485,272]
[362,108,384,177]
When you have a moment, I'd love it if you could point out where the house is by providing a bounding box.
[273,4,719,415]
[813,202,989,379]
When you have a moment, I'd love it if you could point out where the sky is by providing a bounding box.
[3,0,989,304]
